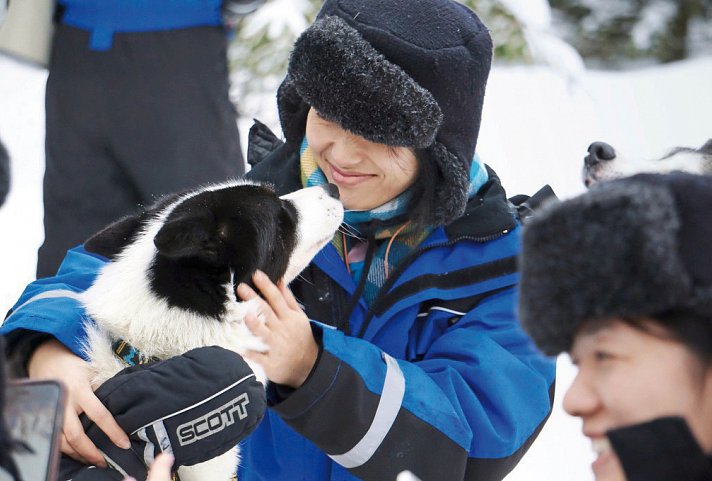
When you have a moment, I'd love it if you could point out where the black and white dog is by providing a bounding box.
[583,139,712,187]
[77,180,343,480]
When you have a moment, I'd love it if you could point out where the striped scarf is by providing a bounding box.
[300,138,488,305]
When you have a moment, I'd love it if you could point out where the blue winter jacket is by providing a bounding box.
[1,139,555,480]
[57,0,224,50]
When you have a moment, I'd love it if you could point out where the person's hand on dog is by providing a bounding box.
[238,270,319,388]
[28,339,130,467]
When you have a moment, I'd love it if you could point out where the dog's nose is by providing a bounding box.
[585,142,616,167]
[324,183,340,200]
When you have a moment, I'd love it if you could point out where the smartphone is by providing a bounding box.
[0,379,65,481]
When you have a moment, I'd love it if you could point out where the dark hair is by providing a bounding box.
[621,310,712,367]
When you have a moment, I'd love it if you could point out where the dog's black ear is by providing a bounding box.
[154,215,221,261]
[85,193,182,260]
[85,213,145,260]
[700,139,712,155]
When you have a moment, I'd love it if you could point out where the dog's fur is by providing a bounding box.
[582,139,712,187]
[76,179,343,481]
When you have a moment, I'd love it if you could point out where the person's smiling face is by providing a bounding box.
[564,318,712,481]
[305,108,419,211]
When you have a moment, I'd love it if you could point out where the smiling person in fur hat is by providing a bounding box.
[519,172,712,481]
[3,0,555,480]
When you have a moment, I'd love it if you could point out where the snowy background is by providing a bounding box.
[1,5,712,481]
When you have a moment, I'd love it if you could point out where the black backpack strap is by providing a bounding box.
[509,184,557,224]
[246,119,285,167]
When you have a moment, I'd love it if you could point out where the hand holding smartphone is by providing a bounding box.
[0,380,65,481]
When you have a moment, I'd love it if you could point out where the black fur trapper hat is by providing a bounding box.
[519,172,712,356]
[277,0,493,225]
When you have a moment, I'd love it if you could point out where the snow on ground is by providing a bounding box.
[1,52,711,481]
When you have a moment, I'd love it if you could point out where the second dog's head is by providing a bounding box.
[582,139,712,187]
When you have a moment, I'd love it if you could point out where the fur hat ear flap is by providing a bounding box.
[276,76,310,148]
[426,142,471,225]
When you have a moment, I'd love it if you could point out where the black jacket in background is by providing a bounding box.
[0,136,9,207]
[0,338,22,481]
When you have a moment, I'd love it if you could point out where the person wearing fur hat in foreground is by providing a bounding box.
[519,172,712,481]
[3,0,555,479]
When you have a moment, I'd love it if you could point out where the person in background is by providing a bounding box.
[36,0,263,278]
[519,172,712,481]
[3,0,556,479]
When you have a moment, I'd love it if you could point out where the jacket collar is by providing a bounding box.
[445,166,518,241]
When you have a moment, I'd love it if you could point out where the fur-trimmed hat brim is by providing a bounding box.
[278,15,443,149]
